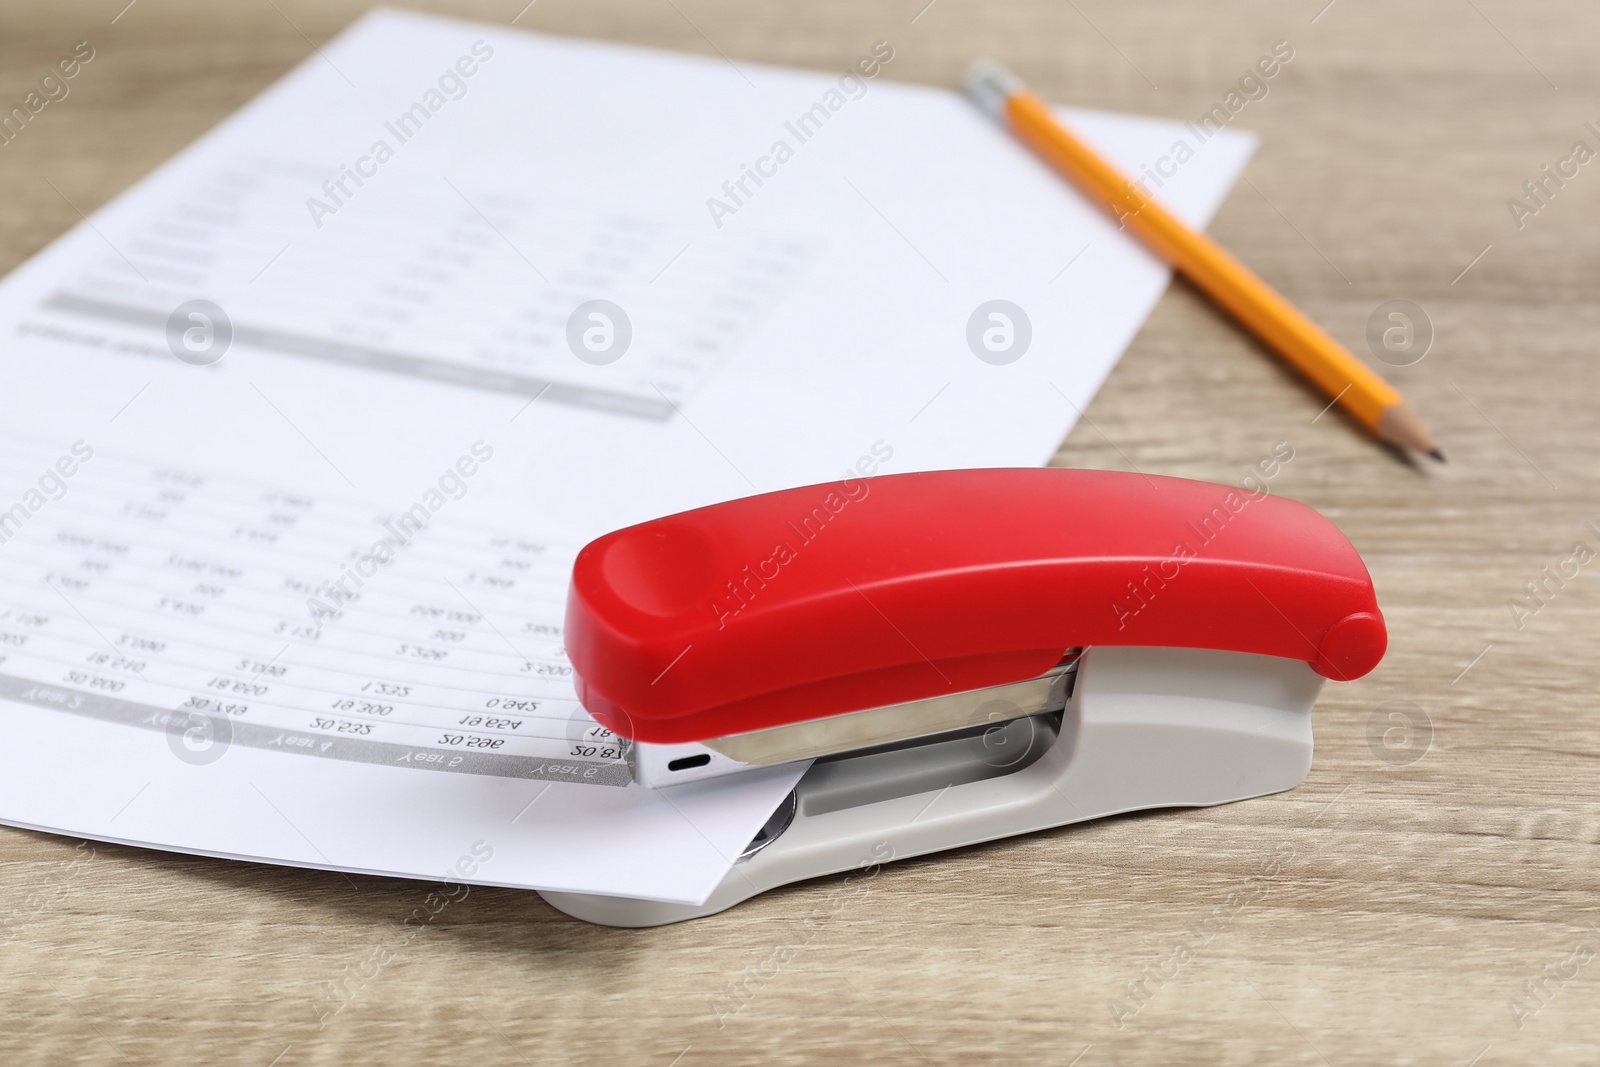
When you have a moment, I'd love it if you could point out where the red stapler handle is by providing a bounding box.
[565,468,1385,744]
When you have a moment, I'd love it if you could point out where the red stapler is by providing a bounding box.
[542,468,1385,925]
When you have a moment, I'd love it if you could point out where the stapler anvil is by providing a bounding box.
[541,468,1385,926]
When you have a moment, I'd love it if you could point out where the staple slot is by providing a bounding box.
[797,713,1060,817]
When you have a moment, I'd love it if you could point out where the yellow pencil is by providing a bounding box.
[967,60,1442,461]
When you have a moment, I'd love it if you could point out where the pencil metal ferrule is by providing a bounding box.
[965,59,1023,119]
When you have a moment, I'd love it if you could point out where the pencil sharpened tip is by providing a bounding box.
[1375,403,1442,465]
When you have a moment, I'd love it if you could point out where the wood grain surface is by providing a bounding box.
[2,1,1597,1063]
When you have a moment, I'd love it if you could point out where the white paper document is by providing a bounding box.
[0,8,1253,904]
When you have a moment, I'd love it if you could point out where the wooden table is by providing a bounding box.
[2,1,1596,1062]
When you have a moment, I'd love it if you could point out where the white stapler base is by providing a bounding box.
[538,646,1323,927]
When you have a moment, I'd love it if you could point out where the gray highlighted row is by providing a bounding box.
[43,293,673,421]
[0,672,633,787]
